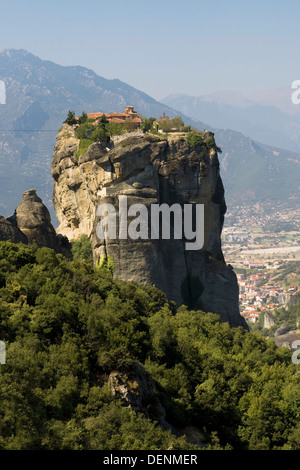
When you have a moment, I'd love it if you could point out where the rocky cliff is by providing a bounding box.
[0,216,28,244]
[2,189,70,255]
[52,124,247,328]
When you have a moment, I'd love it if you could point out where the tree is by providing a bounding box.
[98,114,109,129]
[186,131,203,149]
[158,118,173,133]
[64,111,77,126]
[172,116,184,130]
[92,127,109,143]
[71,235,93,263]
[75,122,96,140]
[78,111,88,125]
[141,117,156,133]
[107,122,126,136]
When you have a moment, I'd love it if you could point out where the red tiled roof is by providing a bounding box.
[76,106,142,124]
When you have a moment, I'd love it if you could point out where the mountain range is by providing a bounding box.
[162,88,300,152]
[0,48,299,223]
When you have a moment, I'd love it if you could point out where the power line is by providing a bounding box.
[0,129,58,132]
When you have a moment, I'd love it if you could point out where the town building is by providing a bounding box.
[78,106,142,128]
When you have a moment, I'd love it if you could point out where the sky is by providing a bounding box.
[1,0,300,100]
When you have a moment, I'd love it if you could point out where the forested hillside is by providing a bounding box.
[0,240,300,450]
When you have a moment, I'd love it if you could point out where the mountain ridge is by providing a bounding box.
[162,91,300,152]
[0,48,207,220]
[0,48,299,222]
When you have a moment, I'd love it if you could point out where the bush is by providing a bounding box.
[95,254,115,275]
[75,139,94,159]
[78,111,88,125]
[1,239,300,450]
[64,111,77,126]
[107,122,126,136]
[141,117,156,133]
[71,235,93,263]
[75,122,96,140]
[91,127,109,143]
[186,131,204,149]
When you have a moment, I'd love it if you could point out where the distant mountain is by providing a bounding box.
[162,90,300,152]
[213,128,300,208]
[162,92,300,208]
[0,49,202,221]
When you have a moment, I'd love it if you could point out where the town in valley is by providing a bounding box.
[222,203,300,327]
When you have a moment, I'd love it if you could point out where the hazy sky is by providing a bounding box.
[1,0,299,99]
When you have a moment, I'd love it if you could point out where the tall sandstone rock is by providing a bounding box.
[7,189,70,255]
[52,124,247,328]
[0,216,28,244]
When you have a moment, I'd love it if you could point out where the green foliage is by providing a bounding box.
[78,111,88,125]
[71,235,93,263]
[186,131,204,149]
[90,127,108,143]
[141,117,156,133]
[75,122,95,140]
[95,255,115,276]
[75,139,94,160]
[107,121,126,136]
[73,111,139,148]
[0,240,299,450]
[158,116,185,133]
[98,114,109,127]
[64,110,77,126]
[205,136,215,149]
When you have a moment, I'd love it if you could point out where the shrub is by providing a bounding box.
[96,254,115,275]
[91,127,109,143]
[107,122,126,136]
[64,111,77,126]
[75,139,94,159]
[78,112,88,125]
[71,235,93,263]
[186,131,204,149]
[141,117,156,133]
[75,122,96,140]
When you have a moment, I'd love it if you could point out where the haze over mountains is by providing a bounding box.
[0,48,299,223]
[162,88,300,152]
[0,49,186,220]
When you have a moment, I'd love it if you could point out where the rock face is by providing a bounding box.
[274,332,300,349]
[52,124,247,328]
[0,216,28,244]
[7,189,70,254]
[107,363,172,431]
[263,311,276,329]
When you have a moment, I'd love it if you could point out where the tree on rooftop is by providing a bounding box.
[78,111,88,125]
[64,110,77,126]
[98,114,109,129]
